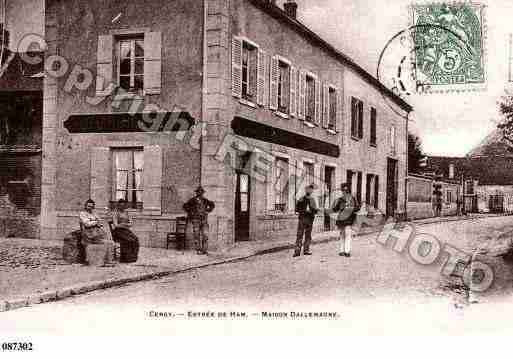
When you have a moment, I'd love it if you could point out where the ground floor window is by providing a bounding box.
[273,157,289,212]
[113,148,144,209]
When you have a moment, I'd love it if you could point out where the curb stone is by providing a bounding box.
[6,298,28,311]
[56,287,74,300]
[35,291,58,304]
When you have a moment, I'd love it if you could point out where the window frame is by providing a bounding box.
[273,156,290,213]
[111,147,144,210]
[305,72,317,125]
[327,85,337,132]
[351,96,364,140]
[116,35,145,94]
[389,125,397,155]
[277,58,291,115]
[370,107,377,147]
[241,40,258,103]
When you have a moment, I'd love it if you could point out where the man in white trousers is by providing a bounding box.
[332,183,359,257]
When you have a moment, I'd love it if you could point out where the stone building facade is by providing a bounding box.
[40,0,411,251]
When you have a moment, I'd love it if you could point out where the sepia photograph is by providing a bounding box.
[1,0,513,352]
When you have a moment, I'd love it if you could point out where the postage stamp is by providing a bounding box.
[410,2,487,93]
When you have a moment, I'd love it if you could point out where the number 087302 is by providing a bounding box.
[2,342,33,351]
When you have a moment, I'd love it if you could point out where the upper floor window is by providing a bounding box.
[351,97,364,139]
[95,31,162,97]
[232,37,266,106]
[305,75,316,123]
[370,107,377,146]
[118,37,145,93]
[328,87,337,130]
[242,41,258,102]
[389,125,396,154]
[278,60,290,113]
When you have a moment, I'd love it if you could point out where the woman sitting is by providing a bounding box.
[111,199,140,263]
[79,199,116,266]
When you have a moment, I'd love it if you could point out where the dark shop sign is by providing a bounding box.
[231,116,340,158]
[64,112,195,134]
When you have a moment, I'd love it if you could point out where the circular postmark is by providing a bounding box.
[377,23,478,119]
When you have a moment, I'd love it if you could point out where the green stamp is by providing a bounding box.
[411,2,486,92]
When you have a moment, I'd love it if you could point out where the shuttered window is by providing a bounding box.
[96,31,161,97]
[351,97,364,139]
[242,42,258,102]
[305,75,315,123]
[323,85,337,131]
[370,107,377,146]
[277,60,290,114]
[232,37,266,106]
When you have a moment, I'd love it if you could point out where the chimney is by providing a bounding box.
[284,1,298,19]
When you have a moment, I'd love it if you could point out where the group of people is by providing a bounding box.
[78,182,358,265]
[295,182,359,258]
[79,198,140,266]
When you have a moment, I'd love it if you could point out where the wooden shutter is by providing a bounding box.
[322,83,329,128]
[358,101,364,138]
[144,32,162,95]
[356,171,362,204]
[298,70,305,120]
[350,98,357,137]
[142,145,162,214]
[257,49,267,106]
[269,56,279,110]
[334,87,341,132]
[315,78,321,124]
[289,66,297,117]
[231,37,243,98]
[90,147,111,210]
[267,160,275,211]
[374,175,379,209]
[96,35,113,96]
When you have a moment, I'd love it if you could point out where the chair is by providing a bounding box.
[167,216,188,252]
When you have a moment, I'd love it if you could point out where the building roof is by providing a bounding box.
[0,51,43,92]
[466,127,513,158]
[250,0,413,113]
[427,156,513,186]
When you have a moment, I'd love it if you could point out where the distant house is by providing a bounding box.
[425,128,513,213]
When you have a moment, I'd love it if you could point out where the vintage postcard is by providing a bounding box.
[2,0,513,354]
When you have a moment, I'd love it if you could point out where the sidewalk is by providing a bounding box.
[1,212,511,313]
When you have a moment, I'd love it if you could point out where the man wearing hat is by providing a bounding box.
[183,186,215,255]
[332,182,359,257]
[294,184,319,257]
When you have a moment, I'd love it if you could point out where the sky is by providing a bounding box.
[2,0,513,156]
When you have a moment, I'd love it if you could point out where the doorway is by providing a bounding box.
[324,166,335,231]
[235,152,251,242]
[386,158,398,218]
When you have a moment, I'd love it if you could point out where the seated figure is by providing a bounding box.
[79,199,116,267]
[111,198,140,263]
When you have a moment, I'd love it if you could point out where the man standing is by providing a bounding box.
[333,183,359,257]
[183,186,215,255]
[294,184,318,257]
